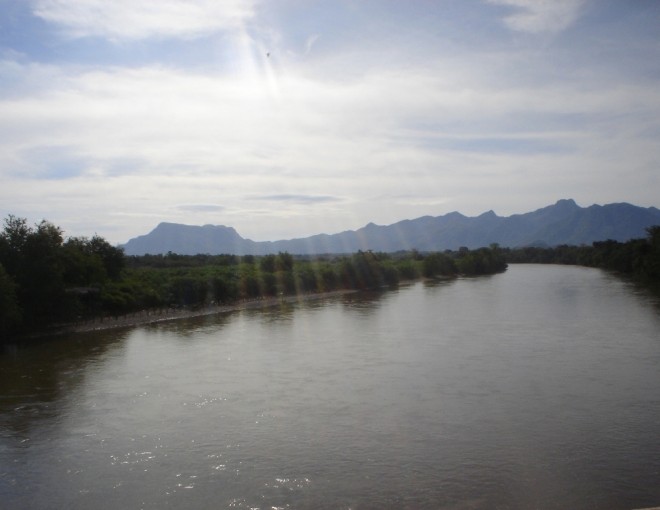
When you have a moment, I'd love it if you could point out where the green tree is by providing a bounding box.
[62,237,108,286]
[19,220,72,324]
[89,235,125,280]
[211,275,239,303]
[0,263,21,338]
[1,215,126,334]
[638,226,660,280]
[423,252,457,277]
[275,252,294,272]
[260,254,276,273]
[0,215,31,277]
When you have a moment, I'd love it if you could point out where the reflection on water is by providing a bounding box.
[0,330,129,437]
[1,265,660,509]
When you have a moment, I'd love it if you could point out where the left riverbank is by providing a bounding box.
[44,289,358,337]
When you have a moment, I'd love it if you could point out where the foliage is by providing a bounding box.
[0,214,511,342]
[6,212,655,343]
[455,244,508,275]
[0,263,21,336]
[423,252,457,277]
[0,215,125,339]
[503,226,660,287]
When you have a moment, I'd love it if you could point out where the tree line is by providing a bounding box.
[0,215,125,339]
[0,215,507,342]
[503,226,660,287]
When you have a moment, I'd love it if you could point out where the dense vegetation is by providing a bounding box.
[503,226,660,287]
[0,216,125,340]
[3,214,657,343]
[0,215,507,342]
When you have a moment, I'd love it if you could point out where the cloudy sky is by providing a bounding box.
[1,0,659,244]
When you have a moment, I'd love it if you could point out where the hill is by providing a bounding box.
[121,199,660,255]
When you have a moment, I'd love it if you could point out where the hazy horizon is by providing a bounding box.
[1,1,659,244]
[122,198,658,246]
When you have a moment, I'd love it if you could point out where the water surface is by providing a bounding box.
[1,265,660,509]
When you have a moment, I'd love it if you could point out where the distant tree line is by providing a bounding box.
[503,226,660,287]
[0,215,508,342]
[116,245,507,314]
[11,215,657,341]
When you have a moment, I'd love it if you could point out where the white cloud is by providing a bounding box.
[304,34,320,56]
[1,35,659,243]
[32,0,257,40]
[0,0,656,247]
[488,0,588,33]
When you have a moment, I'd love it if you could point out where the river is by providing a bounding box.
[1,264,660,509]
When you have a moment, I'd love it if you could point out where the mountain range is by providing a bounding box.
[121,199,660,256]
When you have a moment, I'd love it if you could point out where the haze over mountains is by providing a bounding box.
[122,199,660,256]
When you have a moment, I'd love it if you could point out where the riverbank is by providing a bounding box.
[48,289,358,336]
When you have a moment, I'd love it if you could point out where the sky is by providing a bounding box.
[1,0,659,245]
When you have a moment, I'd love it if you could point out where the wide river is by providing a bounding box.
[1,264,660,509]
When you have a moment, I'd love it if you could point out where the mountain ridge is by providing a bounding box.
[121,199,660,256]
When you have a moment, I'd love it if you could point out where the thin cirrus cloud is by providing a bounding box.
[253,194,342,204]
[488,0,588,33]
[32,0,257,40]
[177,204,225,213]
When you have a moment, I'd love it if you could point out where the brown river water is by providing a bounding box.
[1,264,660,509]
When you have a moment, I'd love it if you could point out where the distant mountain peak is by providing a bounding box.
[121,200,660,255]
[478,210,498,218]
[554,198,579,208]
